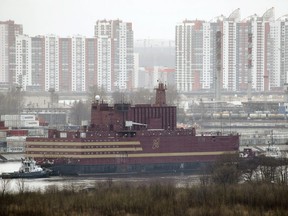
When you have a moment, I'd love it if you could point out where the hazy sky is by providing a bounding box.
[0,0,287,40]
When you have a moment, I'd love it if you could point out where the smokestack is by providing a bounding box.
[154,82,167,106]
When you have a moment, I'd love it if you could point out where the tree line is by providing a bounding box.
[0,87,24,116]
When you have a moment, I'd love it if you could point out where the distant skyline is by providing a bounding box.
[1,0,287,40]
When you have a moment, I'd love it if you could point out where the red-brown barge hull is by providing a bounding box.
[26,131,239,175]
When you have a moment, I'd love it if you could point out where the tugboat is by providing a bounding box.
[1,157,50,179]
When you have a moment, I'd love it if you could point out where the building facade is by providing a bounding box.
[59,38,72,92]
[95,20,134,92]
[0,20,23,85]
[71,35,86,92]
[30,36,45,91]
[175,8,287,94]
[0,19,134,93]
[15,34,31,90]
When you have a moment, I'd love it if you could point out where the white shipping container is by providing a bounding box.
[4,120,21,128]
[1,115,8,121]
[23,120,39,127]
[28,128,45,136]
[6,136,26,142]
[1,115,20,121]
[20,115,36,121]
[81,120,89,126]
[7,146,24,152]
[10,115,20,121]
[60,132,67,138]
[0,138,6,142]
[4,119,39,128]
[0,131,6,138]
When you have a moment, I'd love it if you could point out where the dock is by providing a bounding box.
[0,153,24,162]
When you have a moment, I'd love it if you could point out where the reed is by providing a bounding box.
[1,181,288,216]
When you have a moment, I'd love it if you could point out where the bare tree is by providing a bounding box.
[210,153,241,186]
[69,100,90,125]
[166,84,179,105]
[111,88,154,105]
[238,157,259,182]
[16,178,26,194]
[0,86,24,115]
[0,178,11,196]
[111,91,125,104]
[258,156,279,183]
[129,88,154,104]
[87,85,107,103]
[277,158,288,184]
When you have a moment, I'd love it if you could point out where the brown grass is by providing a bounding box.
[1,180,288,216]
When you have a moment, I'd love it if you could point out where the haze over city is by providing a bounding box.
[1,0,287,39]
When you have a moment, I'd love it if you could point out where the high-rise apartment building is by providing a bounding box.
[222,9,240,91]
[85,38,97,92]
[175,20,204,92]
[45,35,59,92]
[30,36,45,91]
[248,8,274,91]
[15,34,31,90]
[95,21,113,92]
[0,20,23,85]
[271,15,288,89]
[59,38,72,92]
[71,35,86,92]
[95,20,134,92]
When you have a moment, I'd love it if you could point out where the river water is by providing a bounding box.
[0,162,200,193]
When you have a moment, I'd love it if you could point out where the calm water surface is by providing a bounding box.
[0,162,200,193]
